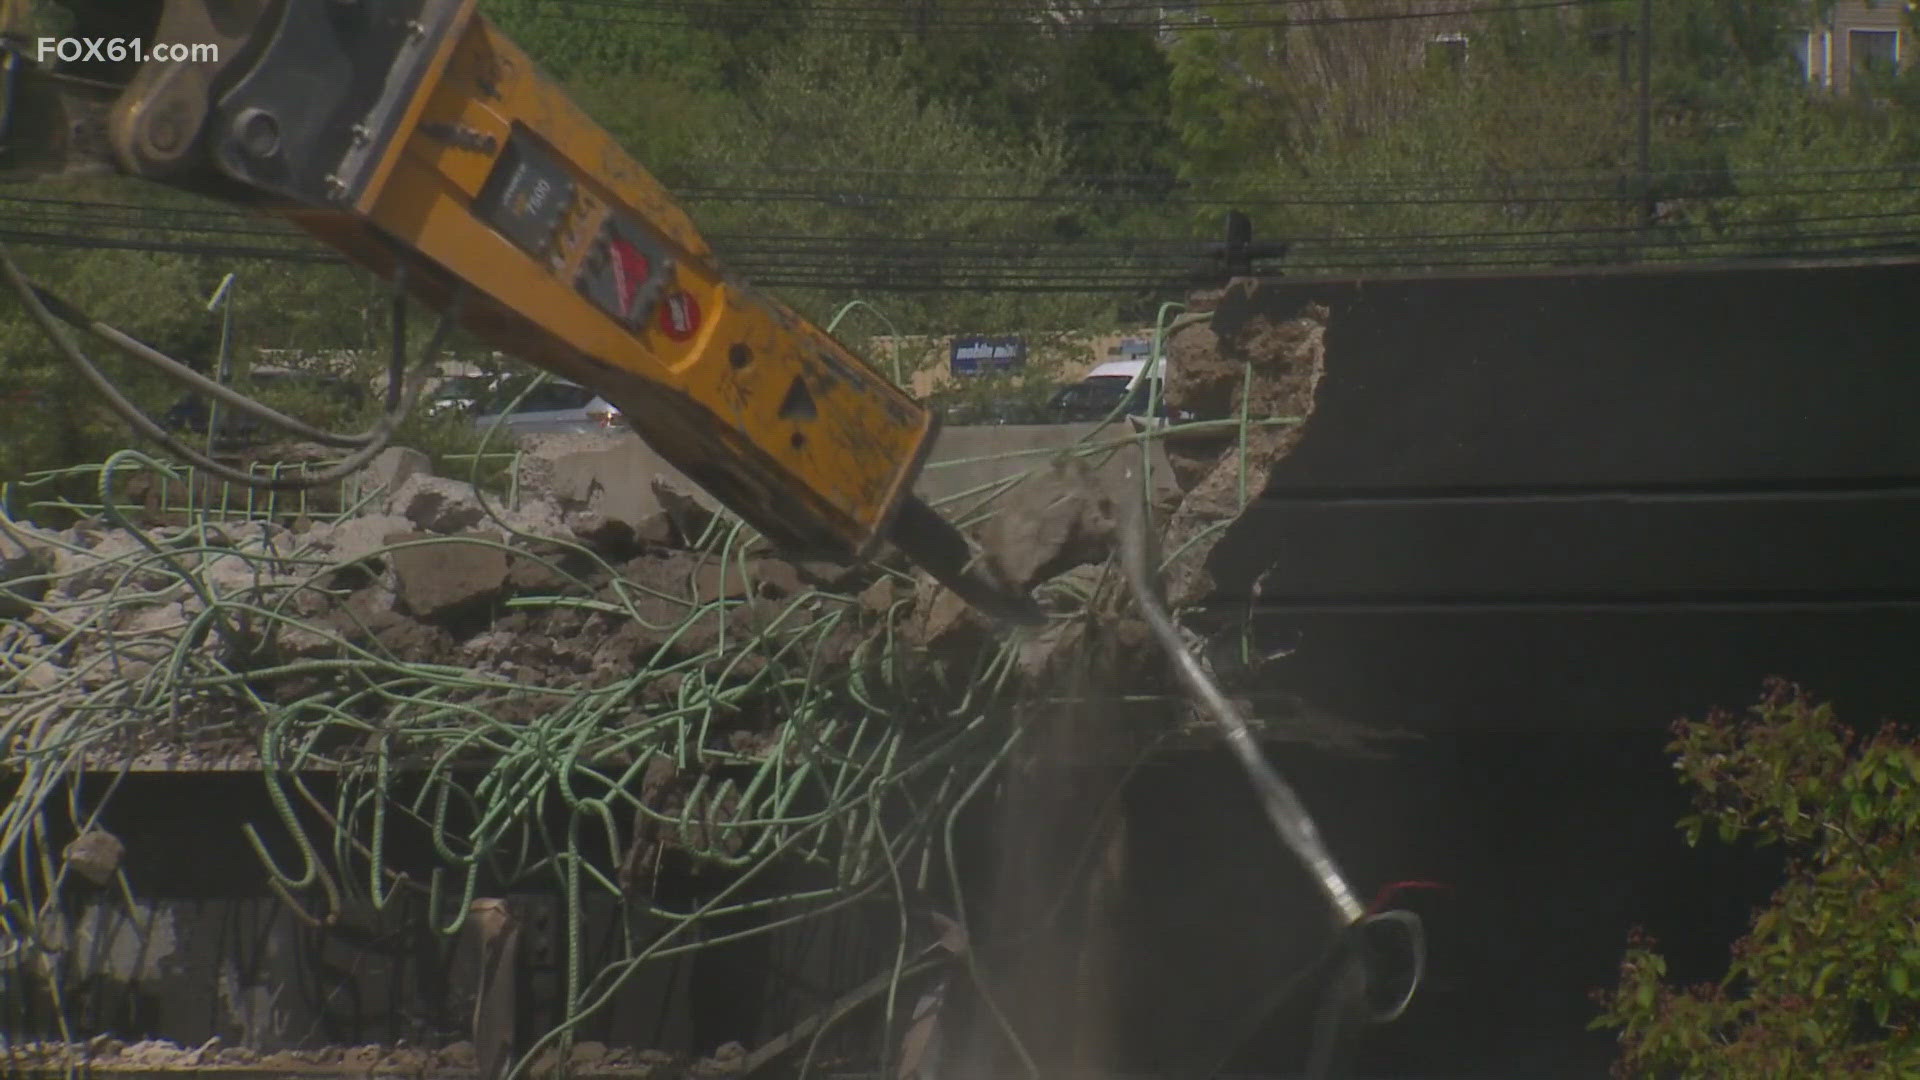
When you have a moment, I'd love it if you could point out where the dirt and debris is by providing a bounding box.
[0,532,53,617]
[0,1036,666,1077]
[61,827,125,885]
[1160,295,1329,612]
[982,457,1118,592]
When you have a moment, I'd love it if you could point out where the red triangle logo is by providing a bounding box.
[607,236,650,314]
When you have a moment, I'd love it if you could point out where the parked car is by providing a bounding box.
[471,377,622,435]
[1044,359,1190,425]
[425,372,505,417]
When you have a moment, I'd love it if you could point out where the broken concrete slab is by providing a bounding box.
[505,547,579,594]
[378,470,573,546]
[751,559,807,599]
[1163,317,1231,491]
[689,558,809,602]
[982,457,1118,591]
[907,573,991,654]
[51,532,177,597]
[11,659,66,691]
[386,532,510,623]
[62,828,125,886]
[690,560,755,602]
[315,582,457,660]
[548,443,634,509]
[0,519,62,562]
[497,495,570,542]
[654,479,718,546]
[529,432,717,504]
[386,474,491,534]
[272,619,340,660]
[114,601,192,637]
[301,512,414,583]
[200,553,278,597]
[1161,300,1328,613]
[858,577,900,617]
[0,546,53,618]
[357,446,431,500]
[569,510,673,552]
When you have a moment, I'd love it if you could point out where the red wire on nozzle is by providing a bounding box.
[1366,880,1451,917]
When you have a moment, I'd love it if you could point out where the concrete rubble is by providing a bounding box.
[3,456,1107,754]
[0,297,1334,768]
[0,1036,681,1077]
[0,291,1350,1072]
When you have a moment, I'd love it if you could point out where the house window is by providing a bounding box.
[1850,29,1899,80]
[1427,33,1469,72]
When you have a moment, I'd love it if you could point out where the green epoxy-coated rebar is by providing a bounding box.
[0,304,1299,1076]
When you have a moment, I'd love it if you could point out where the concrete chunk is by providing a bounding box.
[358,446,431,499]
[0,520,61,563]
[0,545,54,618]
[983,458,1117,591]
[387,532,509,622]
[690,558,807,601]
[386,474,490,534]
[62,828,124,886]
[304,513,413,571]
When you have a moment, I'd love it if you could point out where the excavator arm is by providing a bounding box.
[0,0,1042,625]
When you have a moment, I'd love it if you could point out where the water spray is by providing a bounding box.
[1118,496,1427,1076]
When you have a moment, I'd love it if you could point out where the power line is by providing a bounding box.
[10,155,1916,225]
[8,195,1920,254]
[523,0,1615,32]
[676,160,1920,190]
[667,180,1920,208]
[15,188,1920,243]
[5,214,1916,294]
[12,198,1920,260]
[524,0,1545,16]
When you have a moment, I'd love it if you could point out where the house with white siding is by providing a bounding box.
[1803,1,1910,91]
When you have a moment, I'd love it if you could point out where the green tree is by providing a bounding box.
[1045,26,1180,194]
[1166,0,1475,183]
[0,231,219,481]
[1593,681,1920,1076]
[682,28,1115,336]
[1158,0,1920,270]
[478,0,724,82]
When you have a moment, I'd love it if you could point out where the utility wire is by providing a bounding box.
[64,176,1838,210]
[0,196,1888,234]
[532,0,1549,15]
[3,195,1916,295]
[6,200,1918,255]
[521,0,1615,31]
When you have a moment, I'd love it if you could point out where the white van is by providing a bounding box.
[1046,357,1181,426]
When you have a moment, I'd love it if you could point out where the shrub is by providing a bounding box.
[1593,680,1920,1076]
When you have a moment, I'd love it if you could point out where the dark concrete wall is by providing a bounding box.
[1203,258,1920,736]
[1116,259,1920,1076]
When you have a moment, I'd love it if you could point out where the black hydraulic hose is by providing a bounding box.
[0,239,458,491]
